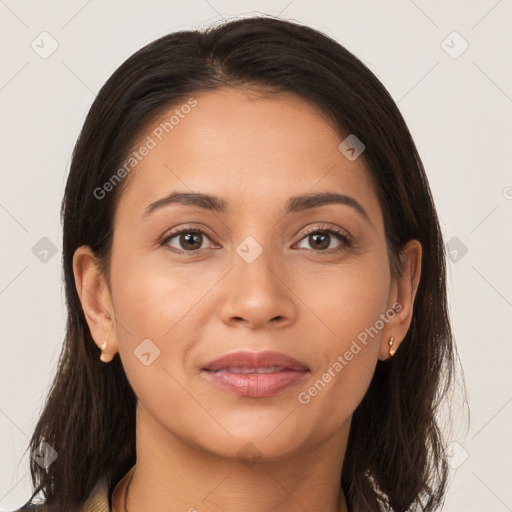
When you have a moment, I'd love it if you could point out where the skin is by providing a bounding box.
[73,87,422,512]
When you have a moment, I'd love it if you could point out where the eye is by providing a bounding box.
[161,227,217,253]
[295,226,351,253]
[160,224,352,255]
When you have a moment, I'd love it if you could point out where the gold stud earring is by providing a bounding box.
[388,336,396,357]
[100,338,113,363]
[100,318,114,363]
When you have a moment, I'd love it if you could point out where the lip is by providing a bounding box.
[203,350,309,372]
[202,350,310,398]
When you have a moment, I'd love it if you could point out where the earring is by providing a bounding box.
[100,339,113,363]
[388,336,396,357]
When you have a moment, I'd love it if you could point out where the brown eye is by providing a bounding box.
[162,228,213,252]
[307,232,331,251]
[177,232,204,250]
[296,228,350,253]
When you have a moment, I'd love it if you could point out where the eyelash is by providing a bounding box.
[160,224,352,256]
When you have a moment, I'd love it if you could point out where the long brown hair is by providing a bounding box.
[20,15,465,512]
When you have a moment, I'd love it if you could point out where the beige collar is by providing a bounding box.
[80,477,110,512]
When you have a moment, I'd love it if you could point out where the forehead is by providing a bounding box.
[114,87,380,221]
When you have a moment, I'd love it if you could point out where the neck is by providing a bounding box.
[118,402,350,512]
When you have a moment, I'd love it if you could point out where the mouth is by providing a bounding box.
[202,350,309,398]
[210,366,289,374]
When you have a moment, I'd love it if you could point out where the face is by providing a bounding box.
[77,87,419,462]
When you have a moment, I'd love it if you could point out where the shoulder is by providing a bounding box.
[81,477,111,512]
[10,478,111,512]
[9,505,52,512]
[9,504,46,511]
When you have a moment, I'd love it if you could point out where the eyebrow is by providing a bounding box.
[143,191,371,223]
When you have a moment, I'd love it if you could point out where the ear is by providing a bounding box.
[378,239,422,361]
[72,245,118,362]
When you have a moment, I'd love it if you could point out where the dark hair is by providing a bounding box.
[19,15,464,512]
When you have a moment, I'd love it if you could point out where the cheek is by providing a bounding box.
[292,257,389,428]
[109,246,218,340]
[297,255,391,345]
[108,254,204,412]
[297,346,376,441]
[108,249,228,395]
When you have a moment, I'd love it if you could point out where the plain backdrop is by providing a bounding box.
[1,1,511,510]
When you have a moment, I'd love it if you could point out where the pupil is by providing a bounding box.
[181,232,201,250]
[311,233,329,250]
[178,232,331,251]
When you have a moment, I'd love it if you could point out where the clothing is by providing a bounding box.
[79,477,111,512]
[13,476,112,512]
[13,464,140,511]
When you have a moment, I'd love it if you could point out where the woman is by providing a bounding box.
[15,15,460,512]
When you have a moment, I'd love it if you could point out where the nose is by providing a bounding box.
[218,243,297,330]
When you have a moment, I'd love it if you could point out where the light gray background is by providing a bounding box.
[1,1,511,510]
